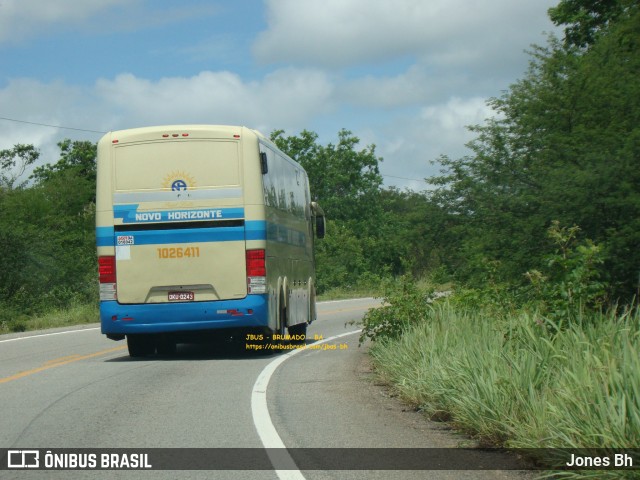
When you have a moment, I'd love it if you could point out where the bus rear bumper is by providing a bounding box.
[100,295,269,335]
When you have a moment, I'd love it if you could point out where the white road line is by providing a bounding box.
[0,327,99,343]
[251,329,361,480]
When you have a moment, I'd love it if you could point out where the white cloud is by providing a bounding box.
[338,66,432,109]
[420,96,493,138]
[0,0,132,44]
[375,96,495,188]
[0,66,508,191]
[0,78,107,179]
[337,65,487,109]
[0,0,222,45]
[95,68,335,131]
[0,78,98,141]
[254,0,557,71]
[255,0,439,67]
[0,69,503,191]
[0,68,336,172]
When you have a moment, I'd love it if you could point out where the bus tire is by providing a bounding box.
[278,299,287,337]
[156,336,177,355]
[288,322,307,344]
[127,334,155,357]
[270,290,287,350]
[308,279,316,323]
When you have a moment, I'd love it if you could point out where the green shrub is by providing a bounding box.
[525,221,608,327]
[0,302,30,333]
[359,276,435,344]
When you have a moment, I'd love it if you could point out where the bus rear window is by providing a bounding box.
[114,140,240,192]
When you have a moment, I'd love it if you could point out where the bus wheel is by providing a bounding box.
[287,322,307,344]
[268,294,287,351]
[127,335,155,357]
[156,336,177,356]
[277,304,287,338]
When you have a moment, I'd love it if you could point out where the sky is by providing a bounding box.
[0,0,560,190]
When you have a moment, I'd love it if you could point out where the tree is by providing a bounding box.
[31,139,97,187]
[0,140,98,315]
[271,128,383,223]
[29,139,98,216]
[272,129,411,291]
[0,144,39,190]
[549,0,637,48]
[430,6,640,300]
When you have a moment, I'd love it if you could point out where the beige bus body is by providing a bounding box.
[96,125,324,356]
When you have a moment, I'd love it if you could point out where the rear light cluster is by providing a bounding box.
[246,249,266,294]
[98,256,117,301]
[112,133,241,143]
[162,133,190,138]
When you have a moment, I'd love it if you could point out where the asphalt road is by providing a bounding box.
[0,298,533,480]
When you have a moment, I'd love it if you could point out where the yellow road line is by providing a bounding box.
[0,303,378,385]
[44,354,83,366]
[0,345,127,385]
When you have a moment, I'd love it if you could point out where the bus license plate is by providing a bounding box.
[168,291,195,301]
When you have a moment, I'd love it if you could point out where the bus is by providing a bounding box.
[96,125,325,357]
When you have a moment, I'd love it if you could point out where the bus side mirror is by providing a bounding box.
[311,202,325,239]
[316,215,325,239]
[260,152,268,174]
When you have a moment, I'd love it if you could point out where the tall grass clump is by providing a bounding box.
[0,301,99,335]
[367,297,640,477]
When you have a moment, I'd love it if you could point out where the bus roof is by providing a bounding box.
[103,125,259,144]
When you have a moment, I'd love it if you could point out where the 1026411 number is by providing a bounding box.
[157,247,200,259]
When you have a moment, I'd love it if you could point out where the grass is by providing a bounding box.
[317,285,380,301]
[317,273,385,300]
[369,300,640,478]
[0,302,99,335]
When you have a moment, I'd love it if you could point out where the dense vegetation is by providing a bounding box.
[430,4,640,303]
[0,140,97,331]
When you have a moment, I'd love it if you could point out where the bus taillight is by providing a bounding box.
[99,256,116,282]
[246,249,266,294]
[98,256,117,301]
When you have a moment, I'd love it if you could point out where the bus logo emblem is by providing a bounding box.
[171,179,187,191]
[163,171,196,191]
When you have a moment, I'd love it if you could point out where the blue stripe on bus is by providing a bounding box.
[126,227,244,245]
[266,222,307,247]
[113,204,245,223]
[100,295,270,335]
[96,226,115,246]
[245,220,267,240]
[95,220,300,247]
[96,222,268,247]
[97,227,239,246]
